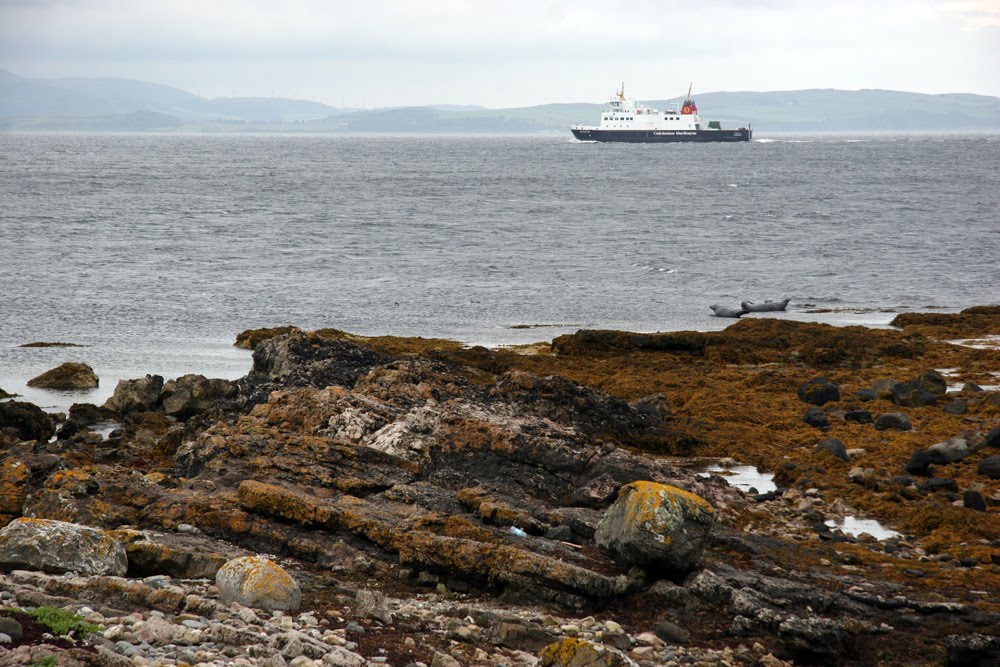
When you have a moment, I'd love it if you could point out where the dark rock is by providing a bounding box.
[816,438,849,462]
[942,399,967,415]
[126,541,228,579]
[161,374,232,419]
[854,388,878,402]
[234,325,302,349]
[803,407,829,428]
[961,382,983,393]
[915,370,947,396]
[985,427,1000,448]
[490,371,668,443]
[891,382,937,407]
[544,525,574,542]
[653,619,690,644]
[0,400,55,443]
[103,374,165,415]
[27,362,99,389]
[917,477,959,493]
[875,412,912,431]
[963,490,987,512]
[904,451,933,475]
[797,378,840,406]
[944,633,1000,667]
[890,475,915,486]
[233,332,393,408]
[843,409,873,424]
[978,455,1000,480]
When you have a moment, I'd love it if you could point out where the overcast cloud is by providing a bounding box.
[1,0,998,107]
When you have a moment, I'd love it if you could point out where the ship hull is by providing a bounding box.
[571,128,751,143]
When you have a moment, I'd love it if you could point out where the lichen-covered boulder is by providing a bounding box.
[216,555,301,611]
[538,638,637,667]
[26,362,99,390]
[594,481,714,573]
[102,374,164,415]
[0,518,127,575]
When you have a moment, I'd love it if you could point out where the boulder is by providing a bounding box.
[985,427,1000,449]
[0,517,127,575]
[978,455,1000,480]
[817,438,849,462]
[797,378,840,406]
[538,638,637,667]
[803,407,829,428]
[963,490,986,512]
[0,400,55,442]
[942,399,967,415]
[903,450,933,476]
[917,477,958,493]
[874,413,911,431]
[161,374,232,419]
[871,378,900,400]
[26,362,98,390]
[915,370,947,396]
[890,382,937,407]
[854,388,877,402]
[843,409,873,424]
[103,375,165,415]
[216,555,301,611]
[926,432,982,464]
[594,481,714,573]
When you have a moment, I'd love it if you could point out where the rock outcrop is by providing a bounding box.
[26,362,99,390]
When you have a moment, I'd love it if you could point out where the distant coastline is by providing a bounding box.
[3,69,1000,134]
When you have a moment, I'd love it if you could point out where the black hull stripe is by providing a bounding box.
[570,128,751,143]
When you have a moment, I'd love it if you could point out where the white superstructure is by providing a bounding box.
[572,83,704,133]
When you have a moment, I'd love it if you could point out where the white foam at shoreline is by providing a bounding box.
[701,464,777,494]
[825,516,901,540]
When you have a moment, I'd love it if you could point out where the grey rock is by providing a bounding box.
[942,399,968,415]
[875,412,911,431]
[354,589,392,624]
[0,616,22,640]
[102,374,164,415]
[27,362,99,390]
[652,619,690,644]
[927,432,982,464]
[0,518,127,576]
[915,370,947,396]
[161,374,232,419]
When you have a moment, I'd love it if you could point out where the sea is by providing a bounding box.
[1,132,998,412]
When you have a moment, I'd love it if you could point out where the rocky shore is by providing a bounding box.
[1,308,999,666]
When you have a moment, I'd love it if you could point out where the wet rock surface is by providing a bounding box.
[26,361,99,390]
[0,314,998,666]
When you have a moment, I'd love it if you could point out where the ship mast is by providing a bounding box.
[617,82,625,101]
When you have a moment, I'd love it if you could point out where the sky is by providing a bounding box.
[1,0,999,108]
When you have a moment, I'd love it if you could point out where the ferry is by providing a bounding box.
[571,84,751,143]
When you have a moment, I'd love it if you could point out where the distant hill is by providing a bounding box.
[2,69,999,133]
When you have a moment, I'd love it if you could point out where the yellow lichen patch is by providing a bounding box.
[538,637,634,667]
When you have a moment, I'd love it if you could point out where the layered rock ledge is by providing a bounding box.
[0,311,998,666]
